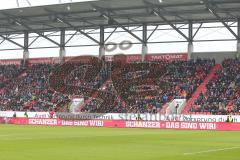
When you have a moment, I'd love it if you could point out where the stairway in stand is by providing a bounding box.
[181,64,222,114]
[160,102,169,114]
[77,80,111,112]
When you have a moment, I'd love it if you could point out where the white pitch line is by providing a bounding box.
[184,146,240,155]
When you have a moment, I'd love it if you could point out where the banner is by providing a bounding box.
[0,111,51,119]
[0,117,4,123]
[0,53,188,65]
[105,53,188,62]
[2,118,240,131]
[147,54,188,61]
[0,59,21,65]
[1,111,240,123]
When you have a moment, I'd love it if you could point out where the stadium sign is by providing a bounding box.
[104,53,188,62]
[0,53,187,65]
[0,111,239,123]
[2,117,240,131]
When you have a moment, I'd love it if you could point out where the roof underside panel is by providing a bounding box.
[0,0,238,34]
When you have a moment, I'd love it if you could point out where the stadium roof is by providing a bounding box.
[0,0,240,34]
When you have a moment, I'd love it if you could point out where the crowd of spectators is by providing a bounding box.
[0,64,70,112]
[49,57,114,113]
[0,64,24,82]
[100,57,215,114]
[81,90,125,113]
[50,56,108,95]
[0,64,24,89]
[192,59,240,115]
[163,59,215,99]
[0,57,219,114]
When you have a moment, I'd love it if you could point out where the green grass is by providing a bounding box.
[0,125,240,160]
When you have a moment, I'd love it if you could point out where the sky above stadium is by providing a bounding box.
[0,0,96,9]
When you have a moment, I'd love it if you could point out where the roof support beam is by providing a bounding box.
[152,10,189,41]
[1,12,60,47]
[142,23,148,61]
[24,32,29,50]
[23,31,29,60]
[142,24,147,44]
[59,29,66,63]
[192,23,203,39]
[144,0,189,40]
[44,8,100,44]
[188,21,193,59]
[16,0,20,7]
[205,4,239,40]
[102,16,143,42]
[99,26,105,58]
[65,31,78,45]
[60,29,65,49]
[143,0,186,21]
[0,39,5,45]
[26,0,31,6]
[147,25,158,41]
[35,31,60,47]
[238,19,240,41]
[29,31,58,47]
[0,35,24,48]
[189,21,193,42]
[56,17,100,44]
[92,5,144,43]
[116,22,143,43]
[29,36,40,47]
[104,27,118,43]
[237,19,240,57]
[100,26,104,46]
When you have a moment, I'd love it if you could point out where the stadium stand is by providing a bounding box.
[107,58,214,113]
[0,64,71,112]
[191,59,240,115]
[2,57,240,115]
[0,64,24,82]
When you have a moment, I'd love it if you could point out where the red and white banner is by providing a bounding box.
[126,54,188,62]
[0,53,188,65]
[0,59,21,65]
[2,118,240,131]
[28,57,60,65]
[105,53,188,62]
[0,57,60,65]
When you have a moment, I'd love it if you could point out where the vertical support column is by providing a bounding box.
[142,24,148,61]
[188,21,193,60]
[99,26,105,59]
[59,29,66,63]
[237,19,240,59]
[23,31,29,64]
